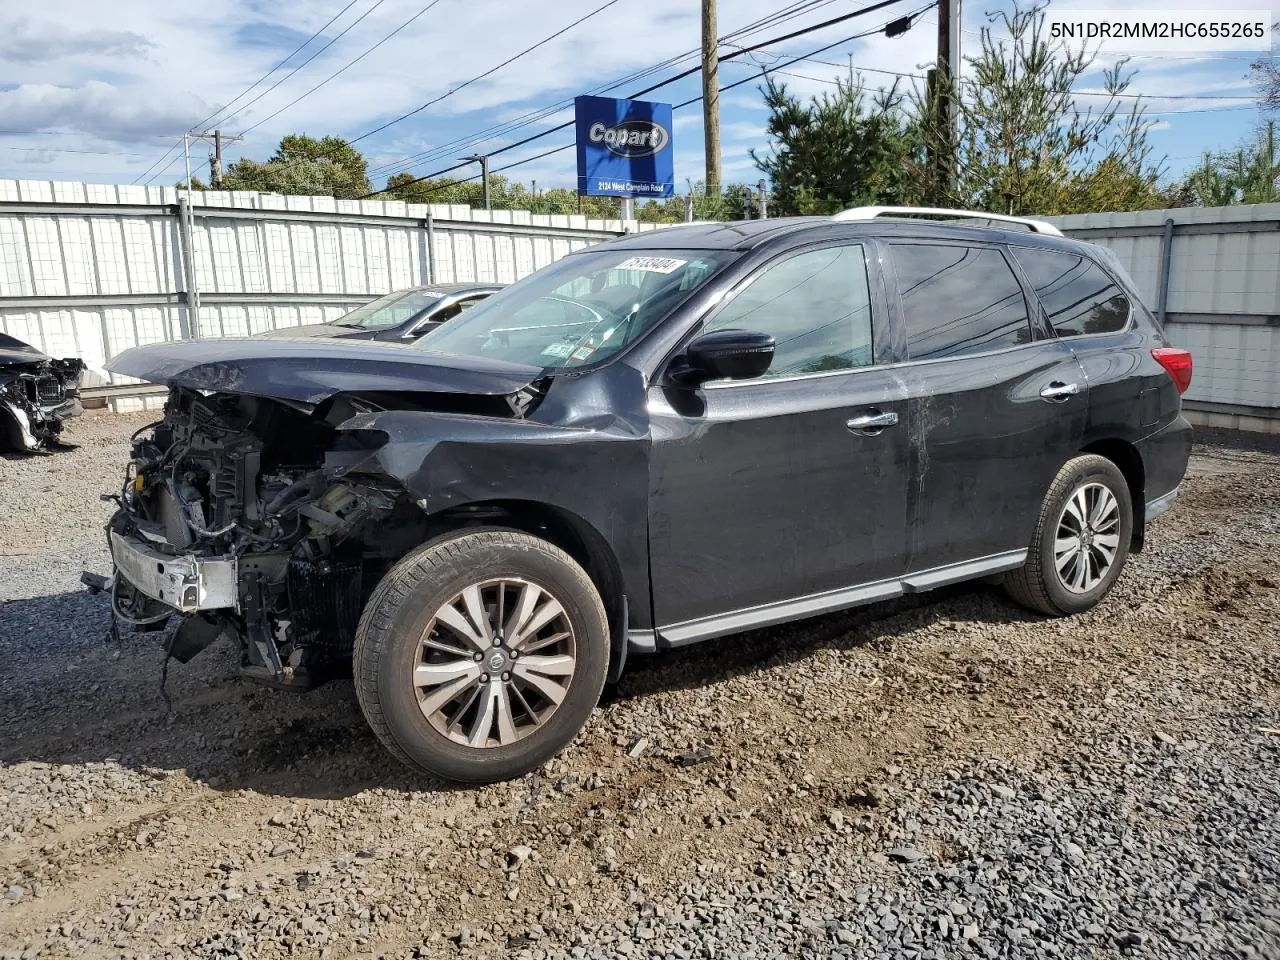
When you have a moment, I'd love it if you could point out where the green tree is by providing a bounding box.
[943,5,1166,215]
[752,76,925,215]
[382,171,624,217]
[217,135,372,198]
[1179,122,1280,205]
[749,4,1169,218]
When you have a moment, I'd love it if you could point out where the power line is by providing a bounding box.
[153,0,634,190]
[132,0,368,184]
[366,0,925,198]
[201,0,366,131]
[761,66,1260,117]
[141,0,394,184]
[339,0,627,148]
[0,130,177,139]
[209,0,392,132]
[387,2,935,200]
[737,49,1258,102]
[3,145,146,158]
[240,0,448,136]
[366,2,852,178]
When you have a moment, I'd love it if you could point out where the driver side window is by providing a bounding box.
[703,244,874,379]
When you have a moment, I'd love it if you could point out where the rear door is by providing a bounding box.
[883,240,1089,570]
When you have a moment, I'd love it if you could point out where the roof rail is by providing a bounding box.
[832,205,1063,237]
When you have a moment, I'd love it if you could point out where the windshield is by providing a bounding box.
[333,289,446,329]
[414,249,734,369]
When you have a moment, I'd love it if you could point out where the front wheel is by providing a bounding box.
[1005,454,1134,617]
[353,530,610,783]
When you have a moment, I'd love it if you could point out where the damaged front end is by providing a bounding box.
[101,387,436,689]
[0,333,85,452]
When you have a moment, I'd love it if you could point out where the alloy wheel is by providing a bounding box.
[1053,482,1121,594]
[413,578,577,748]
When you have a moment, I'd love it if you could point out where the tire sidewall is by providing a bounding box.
[369,534,608,783]
[1038,458,1133,615]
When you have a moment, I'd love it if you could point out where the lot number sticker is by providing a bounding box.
[615,256,688,274]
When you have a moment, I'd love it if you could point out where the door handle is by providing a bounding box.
[846,410,899,435]
[1040,381,1082,402]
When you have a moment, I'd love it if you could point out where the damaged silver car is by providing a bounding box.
[0,333,86,452]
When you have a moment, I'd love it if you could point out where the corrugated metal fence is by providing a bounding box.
[1047,203,1280,433]
[1,182,1277,430]
[0,179,661,406]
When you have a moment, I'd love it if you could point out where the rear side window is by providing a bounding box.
[1010,246,1131,337]
[891,244,1033,360]
[703,244,874,378]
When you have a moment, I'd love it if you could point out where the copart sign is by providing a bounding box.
[575,95,675,198]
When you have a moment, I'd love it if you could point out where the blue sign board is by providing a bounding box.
[575,95,675,198]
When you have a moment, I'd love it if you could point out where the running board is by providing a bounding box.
[652,550,1027,649]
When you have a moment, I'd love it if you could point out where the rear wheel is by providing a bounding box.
[353,530,609,783]
[1005,455,1133,617]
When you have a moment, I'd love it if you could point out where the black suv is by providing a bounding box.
[99,209,1193,783]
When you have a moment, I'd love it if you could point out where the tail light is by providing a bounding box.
[1152,347,1192,395]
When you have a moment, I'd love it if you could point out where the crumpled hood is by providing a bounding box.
[106,338,543,405]
[0,332,51,366]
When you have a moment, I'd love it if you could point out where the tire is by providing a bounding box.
[1004,455,1134,617]
[353,529,609,784]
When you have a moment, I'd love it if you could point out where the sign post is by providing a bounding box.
[575,95,675,219]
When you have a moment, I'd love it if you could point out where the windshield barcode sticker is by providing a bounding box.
[615,256,688,274]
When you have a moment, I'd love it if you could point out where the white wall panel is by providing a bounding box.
[0,179,655,398]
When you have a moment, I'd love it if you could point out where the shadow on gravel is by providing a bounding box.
[1,582,1041,799]
[608,581,1041,704]
[0,589,447,800]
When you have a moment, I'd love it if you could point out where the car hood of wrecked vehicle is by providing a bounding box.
[106,338,545,405]
[0,332,55,365]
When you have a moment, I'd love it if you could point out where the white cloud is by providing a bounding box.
[0,0,1264,188]
[0,81,211,142]
[0,17,153,63]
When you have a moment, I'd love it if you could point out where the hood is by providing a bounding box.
[0,332,50,366]
[254,323,377,341]
[107,338,544,405]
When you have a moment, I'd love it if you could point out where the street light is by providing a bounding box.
[461,154,490,210]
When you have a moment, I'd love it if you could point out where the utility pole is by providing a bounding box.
[701,0,721,198]
[935,0,960,199]
[189,129,243,189]
[180,133,201,340]
[757,179,768,219]
[462,154,490,210]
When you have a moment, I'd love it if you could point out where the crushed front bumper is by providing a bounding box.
[109,530,238,613]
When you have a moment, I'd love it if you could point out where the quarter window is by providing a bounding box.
[702,245,874,378]
[1010,246,1131,337]
[892,244,1033,360]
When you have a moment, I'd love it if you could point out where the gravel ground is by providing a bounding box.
[1,410,1277,960]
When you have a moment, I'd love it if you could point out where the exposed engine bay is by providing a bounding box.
[100,387,439,689]
[0,333,86,452]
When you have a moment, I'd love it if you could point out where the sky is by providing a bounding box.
[0,0,1275,196]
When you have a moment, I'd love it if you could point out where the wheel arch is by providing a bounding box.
[423,498,630,679]
[1080,437,1146,551]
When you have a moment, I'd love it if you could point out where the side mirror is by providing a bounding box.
[672,329,775,386]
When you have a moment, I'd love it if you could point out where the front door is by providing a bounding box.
[883,240,1089,569]
[646,242,911,638]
